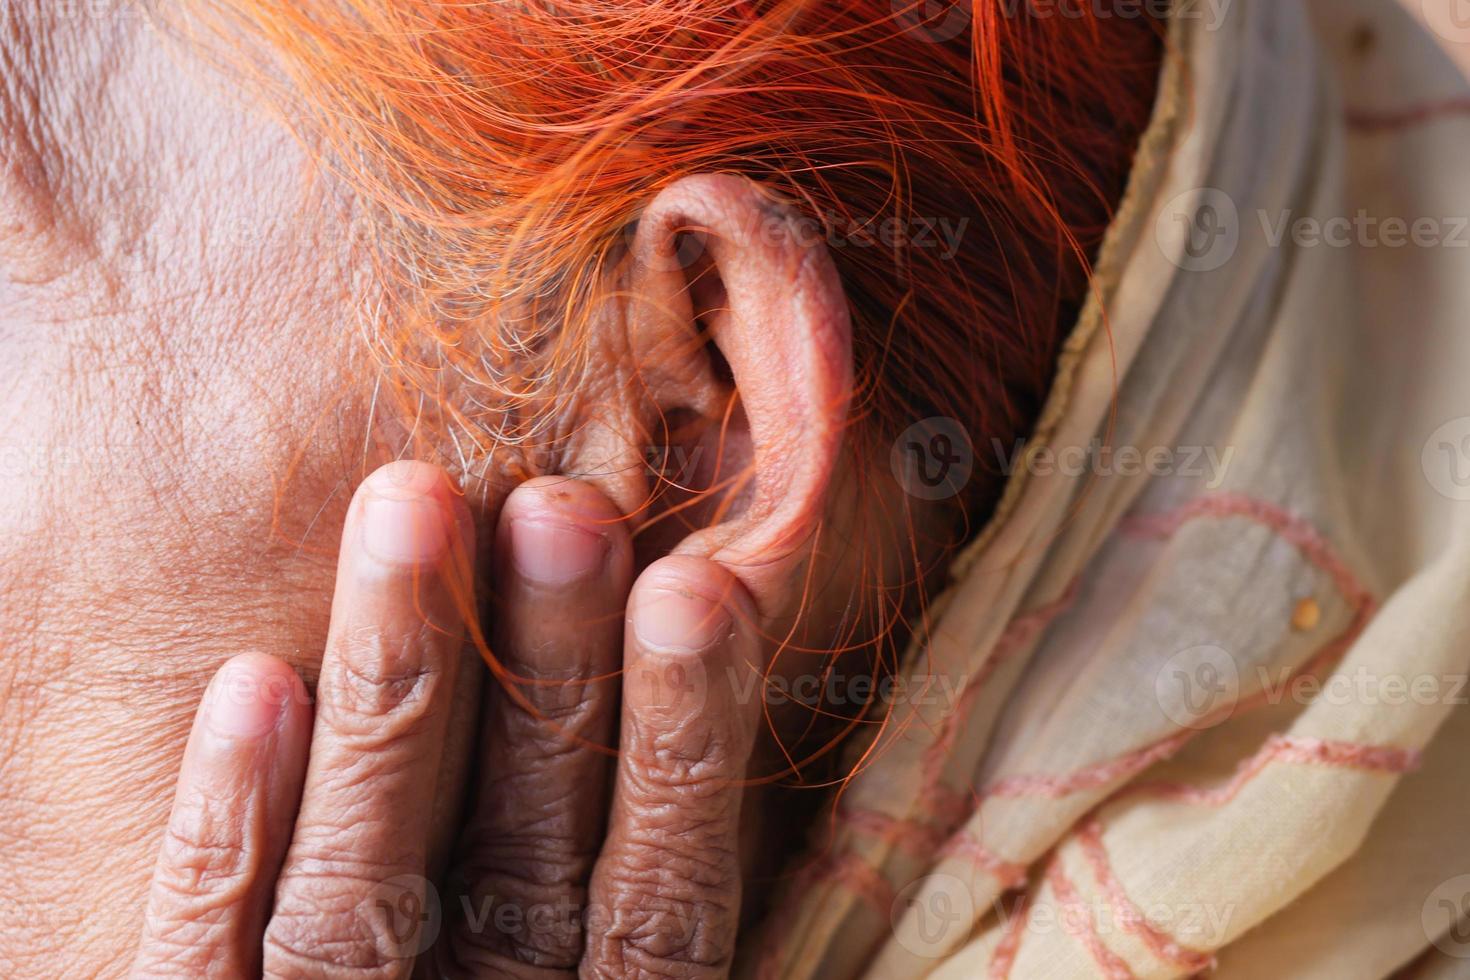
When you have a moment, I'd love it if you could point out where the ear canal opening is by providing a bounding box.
[633,399,754,570]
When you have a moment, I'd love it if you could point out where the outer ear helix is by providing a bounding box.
[622,174,853,609]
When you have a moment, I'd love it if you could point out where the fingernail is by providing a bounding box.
[362,495,450,564]
[632,585,732,654]
[509,519,608,587]
[205,657,287,739]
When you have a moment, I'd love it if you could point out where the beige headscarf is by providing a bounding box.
[748,0,1470,976]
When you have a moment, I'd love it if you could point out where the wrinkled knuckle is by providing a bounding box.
[141,910,233,973]
[263,897,411,979]
[464,830,595,892]
[501,655,604,724]
[591,839,739,976]
[278,840,413,904]
[629,731,735,803]
[321,625,441,737]
[526,681,602,731]
[605,833,739,904]
[518,718,595,769]
[452,908,583,973]
[594,900,734,978]
[453,846,591,967]
[153,816,256,907]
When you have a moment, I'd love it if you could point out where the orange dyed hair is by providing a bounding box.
[193,0,1160,515]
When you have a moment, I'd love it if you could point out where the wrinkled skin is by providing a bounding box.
[1,5,931,977]
[127,461,770,978]
[2,6,382,972]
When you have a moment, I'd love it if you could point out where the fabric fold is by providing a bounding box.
[748,0,1470,976]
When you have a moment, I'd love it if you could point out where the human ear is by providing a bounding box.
[613,173,853,613]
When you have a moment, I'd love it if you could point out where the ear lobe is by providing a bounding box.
[624,173,853,604]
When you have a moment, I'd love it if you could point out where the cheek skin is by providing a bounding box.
[0,486,490,976]
[0,16,433,972]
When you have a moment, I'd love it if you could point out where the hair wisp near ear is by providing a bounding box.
[622,174,853,610]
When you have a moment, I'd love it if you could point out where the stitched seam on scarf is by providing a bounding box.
[771,492,1379,974]
[989,889,1036,980]
[919,580,1083,792]
[1076,819,1216,972]
[985,730,1195,799]
[1117,493,1374,610]
[938,828,1031,889]
[1061,738,1419,974]
[981,492,1378,800]
[819,852,895,920]
[1047,856,1136,980]
[1346,96,1470,131]
[834,583,1079,886]
[841,807,945,857]
[752,853,892,980]
[1126,733,1421,805]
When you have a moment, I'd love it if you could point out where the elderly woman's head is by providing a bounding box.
[185,0,1161,656]
[0,4,1158,964]
[5,0,1162,789]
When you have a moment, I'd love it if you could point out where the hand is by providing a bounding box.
[129,461,476,978]
[439,475,762,979]
[128,462,764,979]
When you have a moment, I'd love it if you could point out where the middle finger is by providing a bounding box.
[448,477,633,974]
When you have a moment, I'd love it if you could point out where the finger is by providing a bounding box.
[581,556,760,980]
[130,654,311,979]
[263,460,475,979]
[447,477,632,976]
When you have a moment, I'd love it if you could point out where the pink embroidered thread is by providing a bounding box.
[1047,857,1137,980]
[1076,819,1217,972]
[771,491,1383,974]
[977,492,1378,802]
[919,581,1082,792]
[1129,733,1421,806]
[985,731,1194,799]
[1346,96,1470,132]
[1117,493,1375,612]
[834,584,1078,888]
[841,807,946,858]
[938,828,1031,889]
[819,852,897,920]
[988,890,1036,980]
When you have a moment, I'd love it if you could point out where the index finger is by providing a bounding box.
[262,461,475,979]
